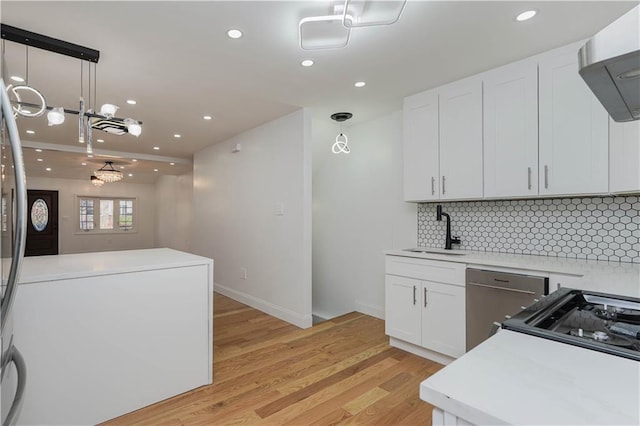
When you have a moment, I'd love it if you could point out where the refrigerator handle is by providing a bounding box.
[0,79,28,334]
[3,346,27,426]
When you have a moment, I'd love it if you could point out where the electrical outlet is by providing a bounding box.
[240,267,247,280]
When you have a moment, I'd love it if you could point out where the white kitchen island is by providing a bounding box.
[12,248,214,425]
[420,330,640,425]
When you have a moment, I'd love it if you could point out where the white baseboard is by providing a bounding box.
[214,283,312,329]
[311,309,332,321]
[389,337,455,365]
[355,300,384,320]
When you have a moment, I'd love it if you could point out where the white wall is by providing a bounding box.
[192,109,312,328]
[27,176,156,254]
[155,173,194,252]
[312,110,416,320]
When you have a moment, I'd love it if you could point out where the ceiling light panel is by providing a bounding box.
[342,0,407,28]
[301,59,314,67]
[354,81,366,87]
[516,10,537,21]
[227,29,243,39]
[203,115,212,120]
[299,15,351,50]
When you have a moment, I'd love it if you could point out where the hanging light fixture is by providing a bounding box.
[90,175,104,187]
[124,118,142,137]
[99,103,118,118]
[330,112,352,154]
[1,24,143,154]
[94,161,123,183]
[46,106,65,125]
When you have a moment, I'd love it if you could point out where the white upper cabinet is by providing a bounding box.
[483,60,539,198]
[609,118,640,194]
[439,78,483,199]
[538,48,609,196]
[403,90,440,201]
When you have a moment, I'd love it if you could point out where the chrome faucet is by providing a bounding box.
[436,205,461,250]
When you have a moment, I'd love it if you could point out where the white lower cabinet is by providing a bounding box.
[420,280,465,357]
[385,256,466,360]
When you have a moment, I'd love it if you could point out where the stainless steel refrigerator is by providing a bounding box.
[0,78,28,426]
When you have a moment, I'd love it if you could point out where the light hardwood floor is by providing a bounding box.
[103,294,443,425]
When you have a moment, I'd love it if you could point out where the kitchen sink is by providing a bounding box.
[403,248,467,256]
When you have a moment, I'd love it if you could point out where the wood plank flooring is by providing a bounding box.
[103,294,443,425]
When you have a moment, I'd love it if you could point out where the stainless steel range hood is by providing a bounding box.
[578,5,640,122]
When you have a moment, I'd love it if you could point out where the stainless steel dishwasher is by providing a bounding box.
[466,268,548,351]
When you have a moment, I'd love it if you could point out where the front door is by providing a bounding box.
[25,190,59,256]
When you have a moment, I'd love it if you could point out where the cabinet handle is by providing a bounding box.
[544,165,549,189]
[424,288,428,307]
[442,176,446,195]
[431,177,435,196]
[413,285,416,305]
[527,167,532,190]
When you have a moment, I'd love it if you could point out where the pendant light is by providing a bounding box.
[90,175,104,187]
[330,112,352,154]
[94,161,123,183]
[1,25,144,153]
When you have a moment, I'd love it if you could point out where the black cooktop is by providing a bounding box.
[502,288,640,361]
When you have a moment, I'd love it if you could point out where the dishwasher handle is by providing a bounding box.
[467,281,536,295]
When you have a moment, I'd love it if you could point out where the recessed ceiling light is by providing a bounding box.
[37,158,43,162]
[81,162,87,166]
[10,75,24,83]
[301,59,314,67]
[169,162,175,166]
[97,139,105,143]
[354,81,366,88]
[516,10,537,21]
[35,149,42,153]
[26,130,35,134]
[174,134,181,138]
[203,115,213,120]
[120,166,125,169]
[128,173,133,177]
[227,29,243,39]
[126,99,137,105]
[132,159,137,162]
[153,168,159,172]
[153,146,160,150]
[45,167,51,171]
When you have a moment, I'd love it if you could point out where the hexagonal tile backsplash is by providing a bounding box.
[417,196,640,263]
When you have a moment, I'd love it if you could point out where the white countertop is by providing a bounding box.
[385,248,640,298]
[18,248,213,284]
[420,330,640,425]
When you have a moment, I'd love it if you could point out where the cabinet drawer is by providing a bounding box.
[386,256,465,285]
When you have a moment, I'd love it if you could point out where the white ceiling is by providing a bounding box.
[1,1,637,183]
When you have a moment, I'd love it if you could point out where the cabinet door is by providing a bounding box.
[439,79,483,199]
[421,281,465,358]
[403,91,440,201]
[483,60,538,197]
[539,51,609,196]
[385,275,421,345]
[610,119,640,193]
